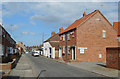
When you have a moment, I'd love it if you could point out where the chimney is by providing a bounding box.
[59,27,63,33]
[83,12,86,17]
[51,32,56,36]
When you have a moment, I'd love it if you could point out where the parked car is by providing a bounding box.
[25,51,29,54]
[32,52,39,57]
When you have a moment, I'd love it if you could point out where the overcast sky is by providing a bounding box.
[1,1,119,46]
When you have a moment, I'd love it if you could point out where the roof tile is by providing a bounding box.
[60,10,99,34]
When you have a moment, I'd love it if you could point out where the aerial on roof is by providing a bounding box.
[59,10,108,34]
[114,22,120,36]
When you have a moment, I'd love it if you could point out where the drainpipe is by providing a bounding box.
[65,33,67,61]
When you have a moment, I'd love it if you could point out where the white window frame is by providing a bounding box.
[99,54,102,59]
[118,37,120,42]
[63,34,65,41]
[102,30,106,38]
[68,46,70,54]
[63,46,65,53]
[0,44,3,56]
[60,35,62,41]
[68,32,70,40]
[72,31,74,37]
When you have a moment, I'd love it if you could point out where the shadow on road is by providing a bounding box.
[36,70,46,79]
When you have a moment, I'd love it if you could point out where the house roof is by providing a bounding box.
[49,42,59,50]
[113,22,120,36]
[44,33,59,50]
[44,33,59,42]
[59,10,99,34]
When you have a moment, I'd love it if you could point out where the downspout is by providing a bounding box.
[65,33,67,61]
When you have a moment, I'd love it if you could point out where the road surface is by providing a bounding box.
[26,54,105,77]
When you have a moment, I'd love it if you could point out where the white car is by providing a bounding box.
[25,51,29,54]
[32,52,39,57]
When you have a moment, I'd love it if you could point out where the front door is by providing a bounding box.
[72,47,76,60]
[50,48,52,58]
[59,47,62,58]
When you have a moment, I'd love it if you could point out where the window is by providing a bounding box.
[63,34,65,41]
[60,35,62,41]
[102,30,106,38]
[68,46,70,54]
[72,31,74,37]
[118,37,120,42]
[68,32,70,40]
[99,54,102,59]
[0,44,3,56]
[63,46,65,53]
[0,27,2,37]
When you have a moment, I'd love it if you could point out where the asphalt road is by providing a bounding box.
[26,53,105,77]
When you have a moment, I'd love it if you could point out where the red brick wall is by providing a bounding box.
[118,36,120,47]
[0,63,11,70]
[76,12,118,62]
[2,27,16,57]
[59,29,76,61]
[55,50,59,59]
[106,47,120,70]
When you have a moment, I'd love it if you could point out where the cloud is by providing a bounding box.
[21,31,36,36]
[2,2,118,27]
[4,24,18,33]
[21,32,28,35]
[30,32,35,35]
[29,2,118,26]
[2,0,119,2]
[30,21,36,25]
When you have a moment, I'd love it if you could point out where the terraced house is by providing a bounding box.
[59,10,118,62]
[43,32,60,59]
[0,24,16,62]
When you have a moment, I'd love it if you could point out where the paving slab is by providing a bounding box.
[8,54,34,78]
[68,62,119,77]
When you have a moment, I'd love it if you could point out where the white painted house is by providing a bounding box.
[43,32,59,59]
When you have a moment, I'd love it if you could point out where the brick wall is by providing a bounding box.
[106,47,120,70]
[76,12,118,62]
[55,50,59,59]
[59,29,76,61]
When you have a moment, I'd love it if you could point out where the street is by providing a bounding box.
[26,54,105,77]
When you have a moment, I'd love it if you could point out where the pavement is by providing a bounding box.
[2,54,119,78]
[67,62,119,78]
[43,56,119,78]
[3,54,34,79]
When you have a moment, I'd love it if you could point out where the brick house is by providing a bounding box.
[16,41,26,55]
[113,22,120,46]
[59,10,118,62]
[0,24,16,62]
[43,32,59,59]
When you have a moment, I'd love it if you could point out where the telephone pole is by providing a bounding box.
[42,32,44,44]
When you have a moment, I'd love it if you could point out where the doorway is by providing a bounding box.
[59,47,62,58]
[49,48,52,58]
[72,47,76,60]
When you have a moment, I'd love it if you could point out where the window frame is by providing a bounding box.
[63,46,65,53]
[118,37,120,42]
[72,31,74,37]
[68,32,70,40]
[102,30,106,38]
[63,34,65,41]
[68,46,70,54]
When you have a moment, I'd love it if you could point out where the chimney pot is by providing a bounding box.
[59,27,63,33]
[51,32,55,36]
[83,12,86,17]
